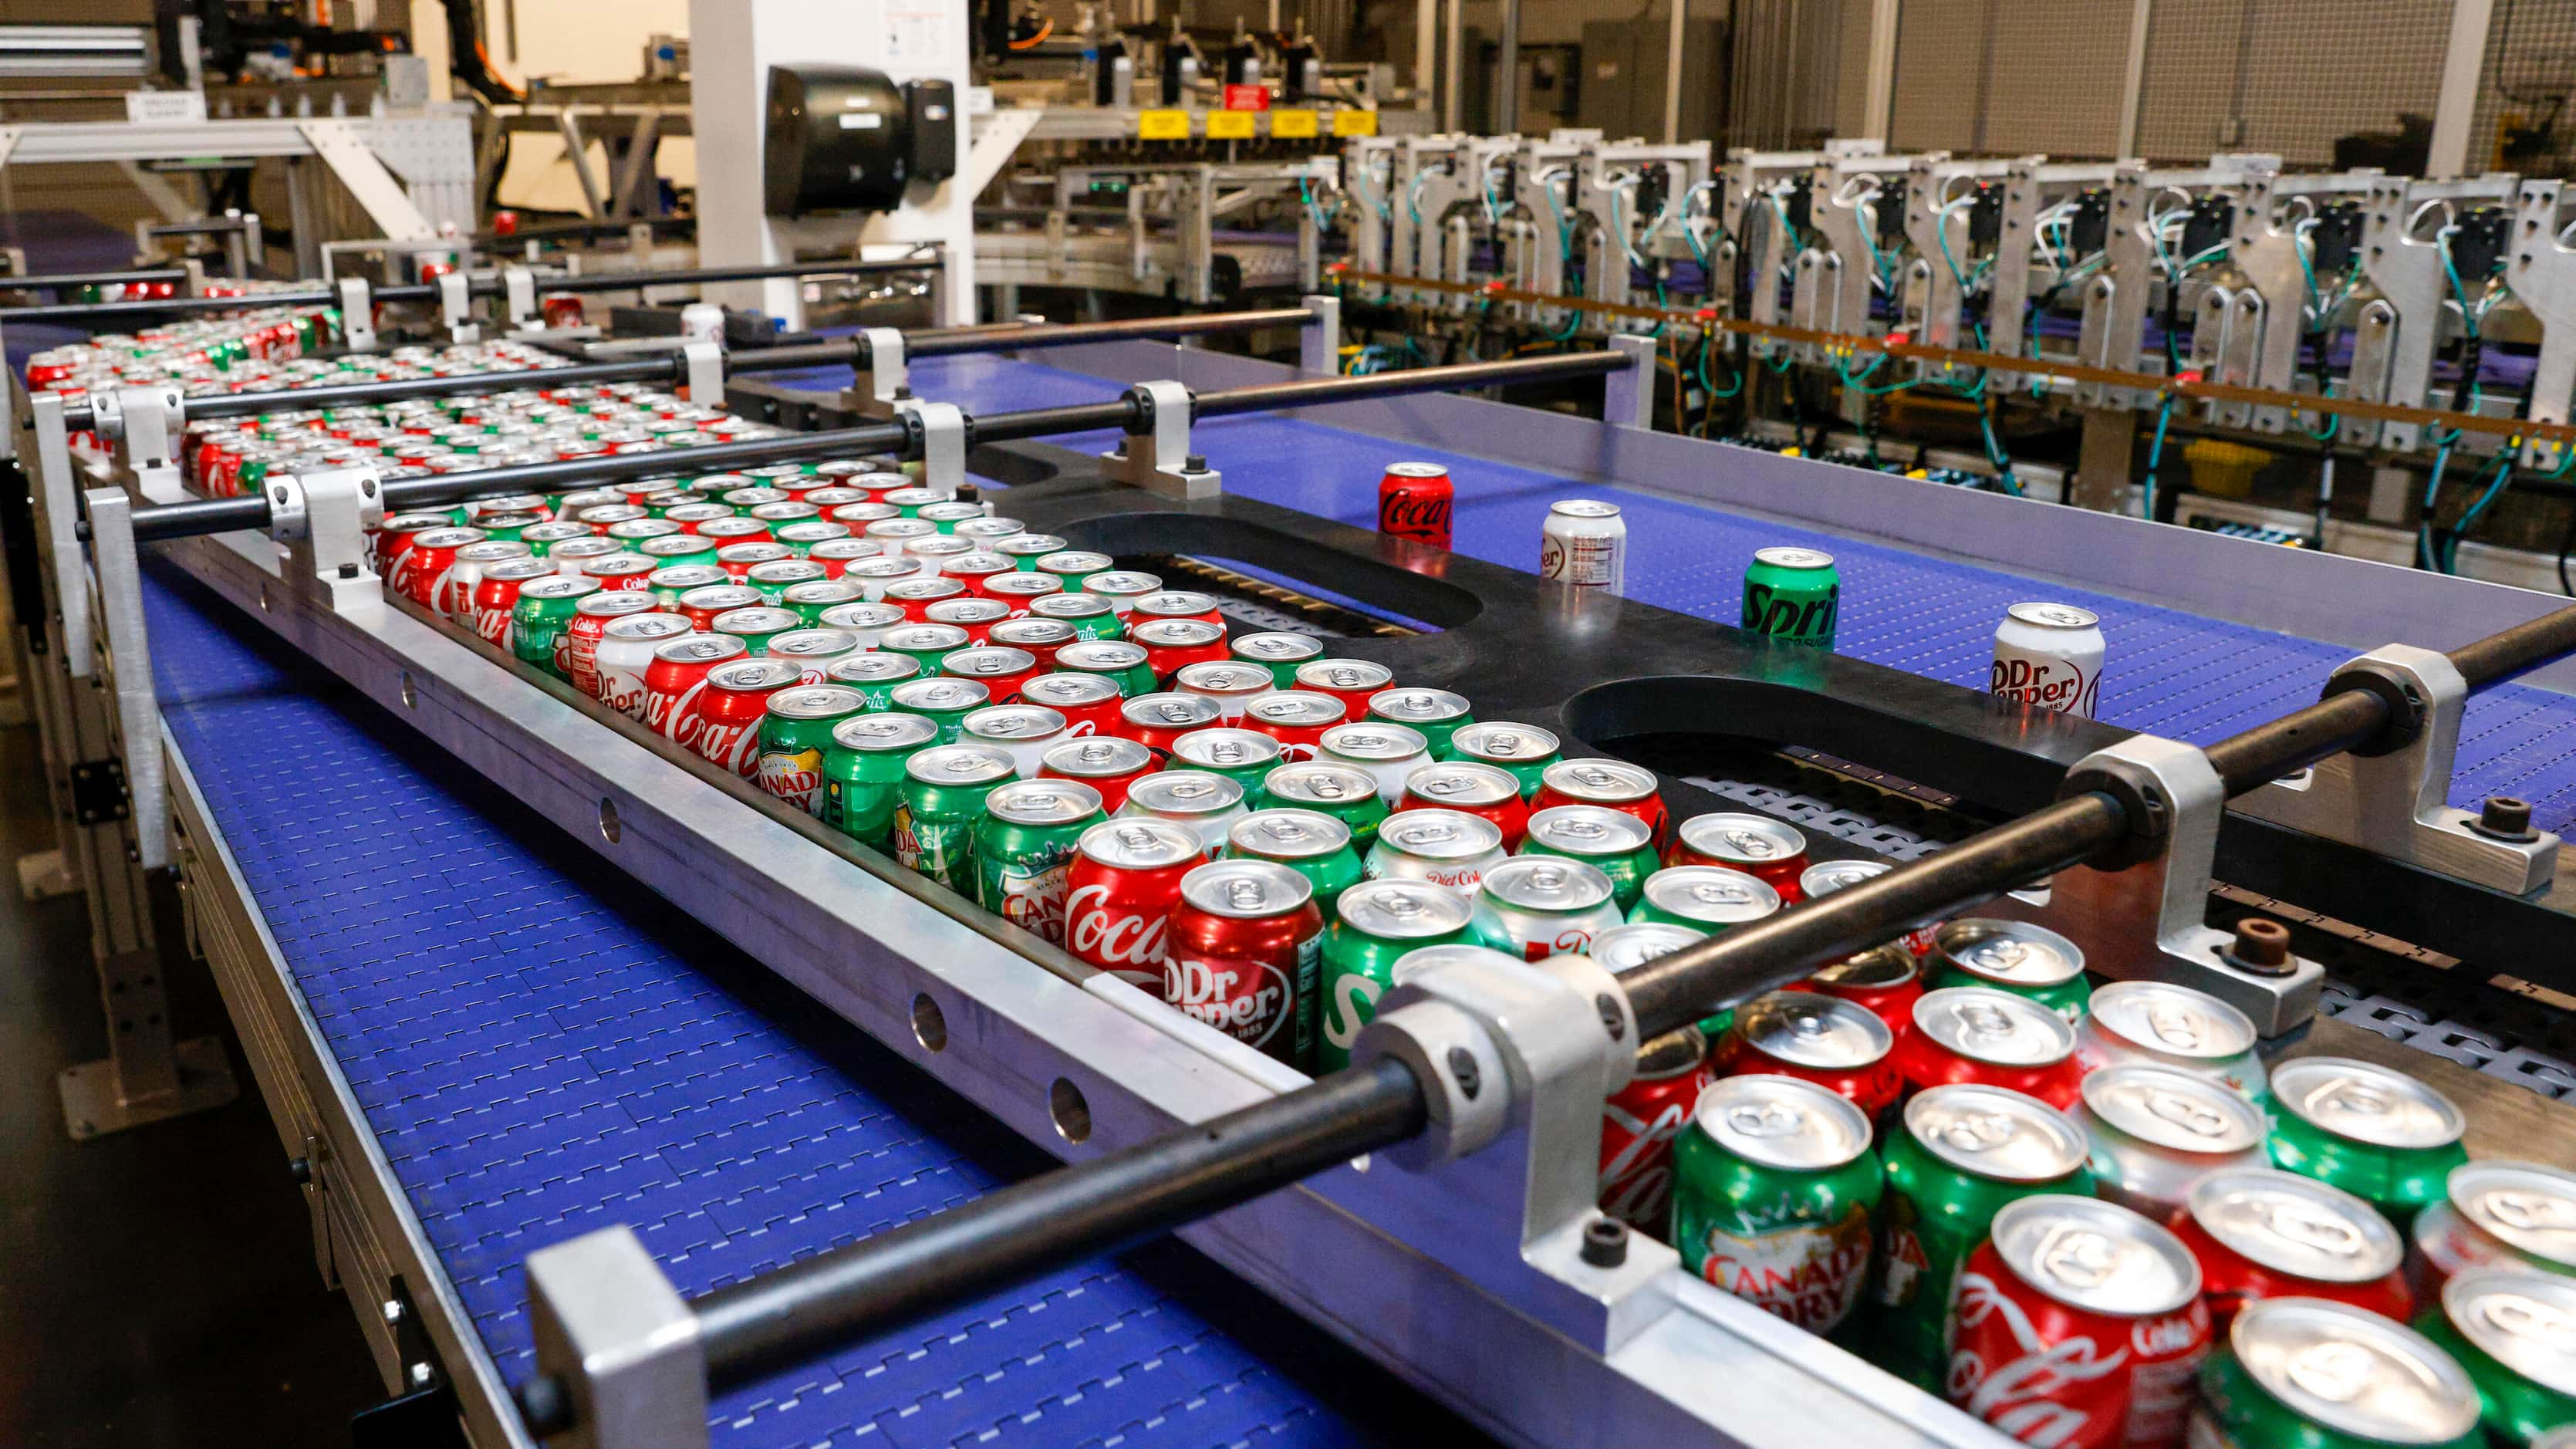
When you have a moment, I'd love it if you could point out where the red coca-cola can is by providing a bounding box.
[643,633,748,749]
[1063,818,1207,988]
[715,541,791,582]
[1896,986,2085,1110]
[1802,858,1942,955]
[925,596,1010,647]
[885,576,970,622]
[1038,735,1160,812]
[940,646,1041,704]
[1118,692,1224,758]
[1128,589,1226,629]
[986,618,1076,671]
[578,504,647,535]
[400,526,488,610]
[1239,690,1349,762]
[1531,758,1671,849]
[375,512,454,583]
[665,502,734,534]
[1378,461,1454,549]
[1396,762,1531,849]
[468,557,559,647]
[1786,944,1924,1043]
[690,658,799,778]
[2165,1167,2412,1333]
[566,591,664,696]
[1292,657,1398,714]
[1599,1025,1713,1237]
[1022,672,1126,738]
[677,584,764,632]
[1133,619,1231,684]
[940,551,1016,596]
[1669,812,1811,904]
[1720,990,1902,1118]
[1163,858,1325,1069]
[700,516,773,549]
[579,552,657,595]
[1948,1196,2212,1449]
[981,572,1065,618]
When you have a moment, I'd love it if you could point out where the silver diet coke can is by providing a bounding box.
[1990,602,2105,718]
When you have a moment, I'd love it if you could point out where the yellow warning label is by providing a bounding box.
[1206,110,1256,140]
[1270,110,1320,140]
[1137,109,1191,140]
[1332,109,1380,137]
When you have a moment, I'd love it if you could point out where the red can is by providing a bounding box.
[1038,735,1160,812]
[1133,618,1231,684]
[376,512,455,583]
[1238,690,1348,762]
[1531,758,1671,849]
[925,596,1010,647]
[579,552,657,594]
[715,541,791,582]
[940,551,1017,596]
[1022,672,1126,738]
[468,557,558,647]
[400,526,487,610]
[700,516,773,548]
[1802,858,1941,955]
[678,584,764,632]
[981,572,1065,618]
[690,658,800,778]
[1949,1196,2212,1449]
[542,292,586,329]
[643,634,749,749]
[885,576,970,622]
[1063,818,1207,990]
[1599,1025,1713,1236]
[1128,589,1226,629]
[1721,990,1902,1118]
[1669,812,1811,904]
[1119,692,1224,758]
[566,591,663,697]
[1396,762,1531,849]
[940,646,1041,704]
[2165,1167,2412,1333]
[578,504,647,535]
[1292,657,1397,714]
[1786,945,1924,1043]
[1896,986,2085,1110]
[1378,461,1454,549]
[666,502,734,534]
[986,618,1075,671]
[1162,858,1325,1069]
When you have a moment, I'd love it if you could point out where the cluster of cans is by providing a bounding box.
[23,293,345,400]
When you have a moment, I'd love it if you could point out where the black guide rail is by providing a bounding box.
[106,350,1632,543]
[621,307,1329,379]
[0,267,193,296]
[498,596,2576,1440]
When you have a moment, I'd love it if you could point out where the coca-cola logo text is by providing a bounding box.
[1067,882,1169,970]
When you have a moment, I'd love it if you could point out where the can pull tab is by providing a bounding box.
[1224,880,1266,912]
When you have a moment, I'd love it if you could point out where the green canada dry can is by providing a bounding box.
[1446,721,1562,799]
[819,711,938,845]
[510,575,599,677]
[1673,1073,1884,1343]
[824,652,921,711]
[1315,878,1474,1074]
[1366,686,1474,758]
[1872,1083,2096,1389]
[1929,917,2093,1025]
[972,778,1106,944]
[893,742,1017,890]
[1226,808,1364,918]
[1170,728,1283,795]
[2194,1297,2485,1449]
[1029,591,1126,640]
[888,676,991,743]
[1521,803,1661,913]
[2415,1268,2576,1445]
[755,684,868,817]
[2267,1056,2469,1228]
[1740,545,1840,650]
[1231,630,1325,687]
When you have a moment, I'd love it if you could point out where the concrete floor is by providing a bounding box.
[0,718,383,1447]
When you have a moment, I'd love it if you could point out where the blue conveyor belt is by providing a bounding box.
[893,353,2576,835]
[144,567,1389,1447]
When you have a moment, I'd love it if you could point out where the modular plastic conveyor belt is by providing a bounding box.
[143,566,1451,1449]
[805,351,2576,835]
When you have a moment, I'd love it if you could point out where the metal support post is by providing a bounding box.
[525,1226,709,1449]
[440,270,479,343]
[103,383,185,502]
[898,401,968,498]
[1104,380,1221,499]
[1299,294,1341,376]
[502,265,542,332]
[267,464,389,611]
[855,326,909,416]
[337,275,378,351]
[2429,0,2497,178]
[678,340,724,409]
[1602,335,1656,430]
[2237,646,2561,895]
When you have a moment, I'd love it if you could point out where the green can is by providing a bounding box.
[1926,917,2092,1025]
[2267,1056,2468,1228]
[1230,631,1325,687]
[748,558,829,606]
[1673,1072,1885,1344]
[1170,728,1284,797]
[781,579,866,627]
[1029,591,1127,641]
[755,684,869,817]
[1588,920,1727,1035]
[973,779,1107,941]
[1057,640,1157,697]
[1260,762,1391,849]
[1227,808,1365,919]
[1446,721,1562,799]
[1740,545,1841,650]
[508,575,599,678]
[1630,865,1782,933]
[887,676,991,744]
[1036,549,1114,593]
[2415,1270,2576,1447]
[1871,1083,2096,1389]
[819,711,939,845]
[2197,1298,2486,1449]
[824,653,922,711]
[711,605,800,658]
[470,511,540,543]
[1315,879,1476,1074]
[880,622,974,677]
[647,563,729,610]
[1366,687,1474,759]
[892,743,1017,891]
[1521,804,1661,912]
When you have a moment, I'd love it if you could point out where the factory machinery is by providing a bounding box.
[13,208,2576,1448]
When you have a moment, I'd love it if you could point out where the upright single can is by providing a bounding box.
[2413,1161,2576,1295]
[973,779,1106,944]
[1794,946,1924,1044]
[1020,672,1126,738]
[1036,735,1159,812]
[1991,602,2106,718]
[892,742,1016,890]
[820,712,940,844]
[1062,819,1206,988]
[1929,918,2093,1025]
[1671,1073,1883,1340]
[691,659,800,778]
[1170,727,1284,795]
[2169,1167,2412,1330]
[1365,687,1474,758]
[1261,762,1393,849]
[2074,981,2266,1099]
[2075,1065,2270,1218]
[1801,856,1941,957]
[1598,1025,1714,1236]
[2414,1268,2576,1444]
[1396,761,1530,848]
[1224,808,1364,917]
[1723,989,1902,1117]
[1116,769,1248,854]
[1446,721,1562,799]
[593,612,694,721]
[1316,878,1474,1073]
[1063,640,1159,698]
[1363,808,1507,897]
[1520,804,1661,912]
[960,702,1067,779]
[1538,498,1626,593]
[1316,721,1432,806]
[1666,812,1811,901]
[510,574,600,678]
[1469,856,1625,960]
[2191,1298,2483,1449]
[2267,1056,2469,1227]
[756,684,869,815]
[1531,758,1670,847]
[1377,461,1454,549]
[1230,630,1325,687]
[1163,859,1325,1069]
[1898,986,2085,1109]
[1740,545,1839,649]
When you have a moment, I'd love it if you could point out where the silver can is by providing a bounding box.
[1171,726,1284,781]
[962,704,1069,779]
[1470,856,1625,961]
[1363,686,1471,736]
[1399,761,1521,815]
[444,539,534,623]
[1539,498,1627,593]
[842,555,927,600]
[1172,661,1277,720]
[1636,865,1782,932]
[1929,917,2091,1024]
[1294,657,1396,700]
[593,612,694,719]
[1800,857,1940,956]
[1116,768,1249,852]
[2413,1160,2576,1294]
[1082,570,1165,612]
[1990,601,2106,718]
[824,653,920,694]
[2433,1268,2576,1417]
[815,600,906,650]
[1038,734,1155,788]
[2077,1065,2271,1218]
[764,627,862,685]
[1587,920,1706,974]
[2075,980,2265,1099]
[1119,688,1222,740]
[1364,808,1507,897]
[1317,721,1432,805]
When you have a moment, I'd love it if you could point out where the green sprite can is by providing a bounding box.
[824,652,923,711]
[1231,631,1325,687]
[1740,545,1841,650]
[1170,728,1283,797]
[888,676,991,744]
[2196,1297,2485,1449]
[637,532,721,573]
[1446,721,1563,799]
[820,711,938,845]
[1029,591,1127,641]
[509,575,599,678]
[1631,869,1783,1034]
[2416,1269,2576,1446]
[1227,808,1365,920]
[748,558,829,605]
[1521,804,1661,913]
[1261,762,1391,849]
[1315,879,1476,1073]
[1036,549,1114,593]
[1926,918,2092,1025]
[1366,687,1474,758]
[1872,1083,2096,1389]
[755,684,868,817]
[880,622,973,677]
[1673,1073,1885,1344]
[2267,1056,2469,1228]
[893,742,1016,890]
[973,778,1106,944]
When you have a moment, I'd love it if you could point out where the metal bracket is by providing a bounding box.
[438,270,478,343]
[895,400,967,498]
[2509,179,2576,471]
[857,326,908,414]
[1299,292,1341,376]
[2237,644,2561,894]
[110,383,187,502]
[68,757,129,824]
[349,1275,463,1447]
[1103,380,1220,500]
[525,1225,708,1449]
[1602,334,1657,431]
[678,340,723,408]
[338,275,378,351]
[502,265,541,330]
[2021,734,2324,1035]
[81,488,168,872]
[269,465,388,612]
